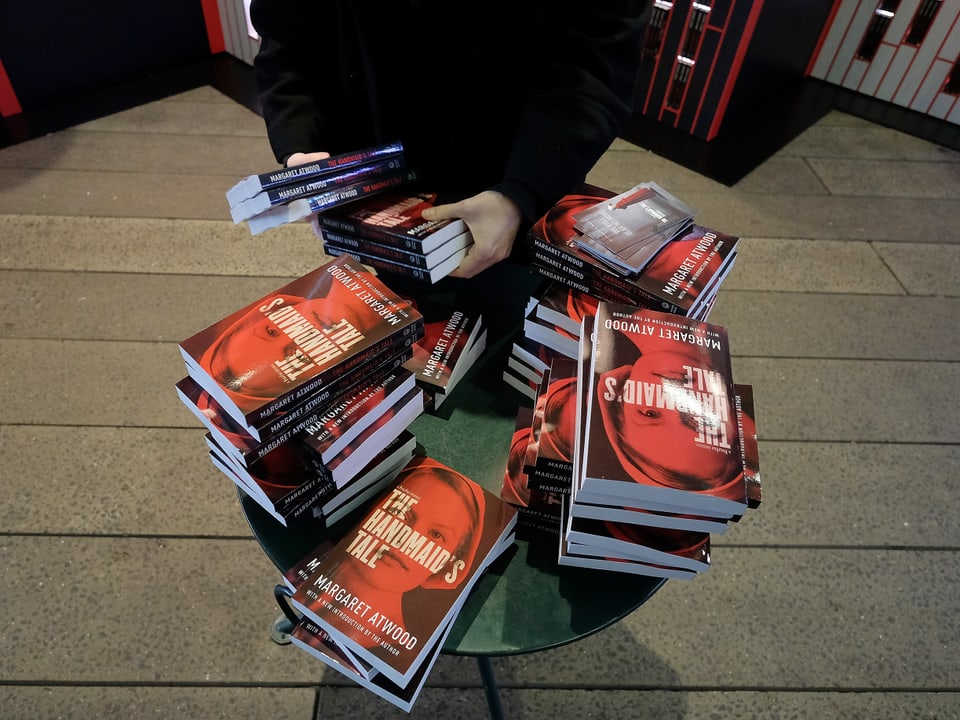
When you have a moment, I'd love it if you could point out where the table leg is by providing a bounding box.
[270,611,294,645]
[476,656,505,720]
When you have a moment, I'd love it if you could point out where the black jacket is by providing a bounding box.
[250,0,651,223]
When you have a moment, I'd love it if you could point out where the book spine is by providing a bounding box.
[307,169,419,215]
[243,319,424,428]
[276,472,338,521]
[258,141,405,191]
[318,216,432,253]
[322,231,432,269]
[332,248,437,283]
[264,156,406,206]
[241,348,414,464]
[530,250,639,307]
[530,236,684,314]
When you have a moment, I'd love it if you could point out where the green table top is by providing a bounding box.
[239,261,664,656]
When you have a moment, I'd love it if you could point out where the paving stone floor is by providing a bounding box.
[1,85,958,720]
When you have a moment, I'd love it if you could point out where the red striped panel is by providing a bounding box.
[0,57,22,117]
[200,0,226,54]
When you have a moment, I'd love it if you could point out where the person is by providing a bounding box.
[249,0,652,278]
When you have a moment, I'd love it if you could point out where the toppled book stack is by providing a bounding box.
[318,191,474,285]
[227,142,418,236]
[501,301,761,578]
[527,182,738,319]
[175,254,428,527]
[280,455,517,712]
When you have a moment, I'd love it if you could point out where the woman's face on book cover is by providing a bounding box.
[599,345,740,492]
[207,281,378,399]
[352,471,476,594]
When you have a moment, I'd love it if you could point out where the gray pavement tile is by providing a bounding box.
[0,426,252,536]
[498,689,960,720]
[314,685,492,719]
[0,339,191,427]
[779,122,960,162]
[0,270,297,342]
[710,292,960,361]
[732,156,830,196]
[587,147,730,195]
[808,158,960,199]
[732,357,960,443]
[0,129,278,177]
[72,99,267,137]
[0,215,322,276]
[0,537,310,683]
[496,548,960,689]
[0,168,233,220]
[873,241,960,298]
[165,86,238,104]
[718,442,960,548]
[0,537,484,686]
[719,238,904,295]
[682,192,960,243]
[0,686,318,720]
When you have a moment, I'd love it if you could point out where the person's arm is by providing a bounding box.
[250,0,336,165]
[428,0,651,278]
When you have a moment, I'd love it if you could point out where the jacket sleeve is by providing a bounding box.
[249,0,338,165]
[491,0,651,222]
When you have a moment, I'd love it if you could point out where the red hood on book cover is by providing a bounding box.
[594,341,744,501]
[198,281,410,413]
[391,457,489,591]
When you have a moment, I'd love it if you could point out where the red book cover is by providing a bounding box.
[735,383,762,510]
[534,282,600,337]
[320,191,469,254]
[402,302,484,397]
[301,368,417,464]
[226,141,405,206]
[527,357,578,494]
[178,255,423,436]
[580,303,747,517]
[176,349,413,468]
[288,455,517,687]
[528,185,736,315]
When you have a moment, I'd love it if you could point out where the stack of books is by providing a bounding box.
[526,182,738,319]
[501,282,597,400]
[175,254,429,527]
[280,455,517,712]
[226,142,418,236]
[501,301,761,578]
[402,299,487,410]
[317,191,474,284]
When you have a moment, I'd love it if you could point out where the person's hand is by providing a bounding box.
[285,152,331,239]
[422,190,522,278]
[286,151,330,167]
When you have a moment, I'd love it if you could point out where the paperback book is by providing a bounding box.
[319,191,469,254]
[402,302,486,406]
[285,455,517,688]
[177,254,423,437]
[230,155,406,224]
[527,184,738,316]
[247,168,420,236]
[578,302,747,518]
[325,241,467,285]
[321,227,473,272]
[226,141,405,207]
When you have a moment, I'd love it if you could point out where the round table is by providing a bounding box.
[238,260,665,714]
